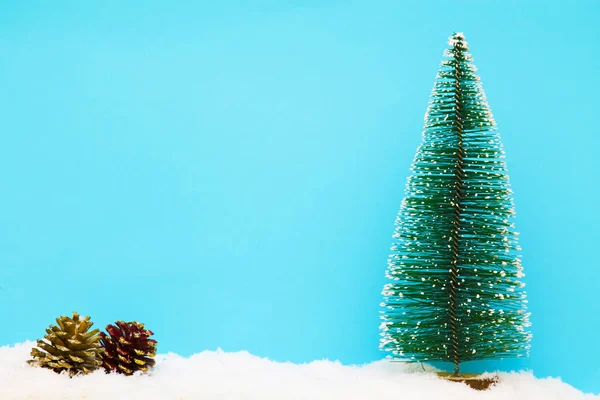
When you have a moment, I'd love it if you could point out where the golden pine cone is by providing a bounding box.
[27,312,103,376]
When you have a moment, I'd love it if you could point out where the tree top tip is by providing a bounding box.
[448,32,469,50]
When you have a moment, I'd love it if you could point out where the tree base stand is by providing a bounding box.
[436,372,498,391]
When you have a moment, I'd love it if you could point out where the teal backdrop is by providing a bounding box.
[0,0,598,393]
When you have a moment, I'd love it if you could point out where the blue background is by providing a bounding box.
[1,0,598,394]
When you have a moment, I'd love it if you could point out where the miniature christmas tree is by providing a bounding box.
[28,312,103,376]
[380,33,531,376]
[100,320,158,375]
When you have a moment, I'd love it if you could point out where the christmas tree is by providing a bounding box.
[380,33,531,376]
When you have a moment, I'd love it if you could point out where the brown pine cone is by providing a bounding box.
[99,320,158,375]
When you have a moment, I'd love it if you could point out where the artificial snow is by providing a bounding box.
[0,342,597,400]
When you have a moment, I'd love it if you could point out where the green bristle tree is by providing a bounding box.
[380,32,531,376]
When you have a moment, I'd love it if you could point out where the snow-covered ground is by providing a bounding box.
[0,341,596,400]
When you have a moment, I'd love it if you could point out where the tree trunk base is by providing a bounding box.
[436,372,498,391]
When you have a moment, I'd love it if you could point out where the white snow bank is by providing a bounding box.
[0,341,596,400]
